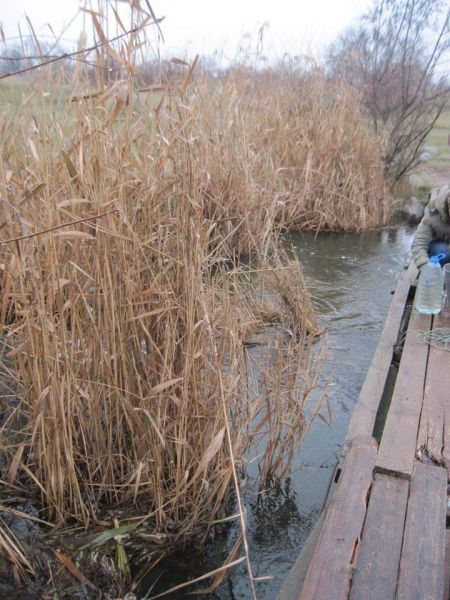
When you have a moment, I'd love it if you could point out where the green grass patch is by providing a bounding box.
[423,106,450,168]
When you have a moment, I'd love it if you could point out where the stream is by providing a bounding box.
[144,225,415,599]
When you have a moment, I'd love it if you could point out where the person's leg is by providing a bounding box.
[428,240,450,265]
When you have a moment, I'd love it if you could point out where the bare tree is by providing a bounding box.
[327,0,450,184]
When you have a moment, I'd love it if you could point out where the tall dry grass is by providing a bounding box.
[187,67,390,233]
[0,60,321,558]
[131,67,391,247]
[0,6,389,590]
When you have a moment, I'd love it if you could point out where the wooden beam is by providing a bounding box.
[345,263,417,445]
[298,436,377,600]
[349,473,409,600]
[375,306,431,479]
[417,312,450,468]
[397,462,447,600]
[444,529,450,600]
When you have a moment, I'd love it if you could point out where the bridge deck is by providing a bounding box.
[295,263,450,600]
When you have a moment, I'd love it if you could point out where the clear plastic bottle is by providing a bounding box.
[416,254,444,315]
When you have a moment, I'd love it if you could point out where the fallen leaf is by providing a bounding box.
[53,550,96,590]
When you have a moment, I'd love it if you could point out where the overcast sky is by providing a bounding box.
[1,1,374,59]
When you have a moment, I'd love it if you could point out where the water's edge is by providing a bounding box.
[144,226,414,599]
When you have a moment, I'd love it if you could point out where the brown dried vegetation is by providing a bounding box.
[0,3,389,593]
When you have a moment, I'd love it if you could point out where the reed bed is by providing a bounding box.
[143,67,390,241]
[0,64,322,596]
[0,8,389,591]
[189,67,390,232]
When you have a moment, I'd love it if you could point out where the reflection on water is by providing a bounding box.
[141,226,414,599]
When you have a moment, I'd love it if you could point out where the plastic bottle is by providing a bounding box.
[416,254,445,314]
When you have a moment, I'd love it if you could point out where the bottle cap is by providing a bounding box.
[430,253,446,264]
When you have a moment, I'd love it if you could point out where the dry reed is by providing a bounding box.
[0,52,321,598]
[198,67,390,232]
[0,4,389,592]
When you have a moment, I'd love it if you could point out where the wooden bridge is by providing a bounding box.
[280,263,450,600]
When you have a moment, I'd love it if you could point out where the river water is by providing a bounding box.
[145,225,414,599]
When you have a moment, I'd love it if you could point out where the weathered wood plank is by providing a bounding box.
[349,474,409,600]
[417,312,450,466]
[396,462,447,600]
[375,305,431,479]
[443,408,450,473]
[444,529,450,600]
[298,436,377,600]
[346,263,417,444]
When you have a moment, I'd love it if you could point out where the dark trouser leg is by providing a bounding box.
[428,240,450,265]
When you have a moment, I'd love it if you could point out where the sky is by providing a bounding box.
[1,0,374,60]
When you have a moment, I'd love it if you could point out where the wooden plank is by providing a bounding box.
[444,529,450,600]
[298,436,377,600]
[375,305,432,479]
[349,474,409,600]
[417,312,450,466]
[443,408,450,473]
[397,462,447,600]
[345,263,417,444]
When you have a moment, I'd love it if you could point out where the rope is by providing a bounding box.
[422,328,450,351]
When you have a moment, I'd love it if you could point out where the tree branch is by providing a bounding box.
[0,17,164,81]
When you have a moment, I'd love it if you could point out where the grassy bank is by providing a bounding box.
[416,107,450,188]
